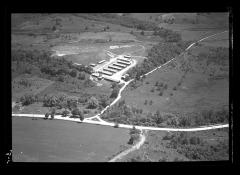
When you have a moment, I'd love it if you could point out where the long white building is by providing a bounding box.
[113,63,127,68]
[103,68,117,73]
[108,65,122,71]
[98,70,113,76]
[117,57,131,62]
[117,60,131,65]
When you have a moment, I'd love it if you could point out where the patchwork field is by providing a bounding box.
[12,117,130,162]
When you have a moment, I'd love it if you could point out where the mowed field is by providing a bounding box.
[121,32,229,115]
[12,117,130,162]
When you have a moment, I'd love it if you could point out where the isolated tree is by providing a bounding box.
[140,30,145,35]
[71,108,83,120]
[50,107,56,119]
[111,82,118,89]
[52,25,56,31]
[44,112,50,119]
[110,87,120,98]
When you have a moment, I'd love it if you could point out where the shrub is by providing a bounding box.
[78,72,86,80]
[154,110,164,124]
[149,100,153,105]
[58,75,64,82]
[144,100,148,105]
[83,109,89,114]
[189,137,201,145]
[62,109,70,117]
[71,108,83,120]
[159,92,163,96]
[146,81,149,84]
[173,87,177,90]
[20,94,36,106]
[87,96,99,109]
[128,133,140,145]
[44,112,50,119]
[140,30,144,35]
[43,95,59,107]
[99,95,109,108]
[66,97,78,109]
[114,123,119,128]
[150,88,155,92]
[164,84,168,89]
[163,133,174,140]
[19,78,31,87]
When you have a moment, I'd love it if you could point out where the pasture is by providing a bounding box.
[121,34,229,116]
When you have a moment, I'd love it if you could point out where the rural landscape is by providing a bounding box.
[11,13,229,162]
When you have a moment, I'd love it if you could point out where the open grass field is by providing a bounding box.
[121,128,228,162]
[121,32,229,116]
[12,117,130,162]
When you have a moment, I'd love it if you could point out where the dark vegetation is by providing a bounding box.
[12,49,93,80]
[76,13,159,31]
[165,132,228,161]
[153,27,182,42]
[128,127,141,145]
[102,100,229,127]
[127,40,191,81]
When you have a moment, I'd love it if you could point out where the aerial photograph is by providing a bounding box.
[11,13,229,162]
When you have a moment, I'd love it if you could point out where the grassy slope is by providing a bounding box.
[121,32,229,115]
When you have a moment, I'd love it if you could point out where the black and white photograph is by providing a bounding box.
[9,12,231,163]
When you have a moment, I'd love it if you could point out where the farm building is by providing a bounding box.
[104,77,120,83]
[103,68,118,73]
[98,60,106,64]
[124,55,131,58]
[108,65,123,71]
[98,70,113,76]
[117,60,131,65]
[90,63,96,67]
[113,63,127,68]
[117,57,131,62]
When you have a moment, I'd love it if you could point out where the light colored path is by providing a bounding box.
[109,130,146,162]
